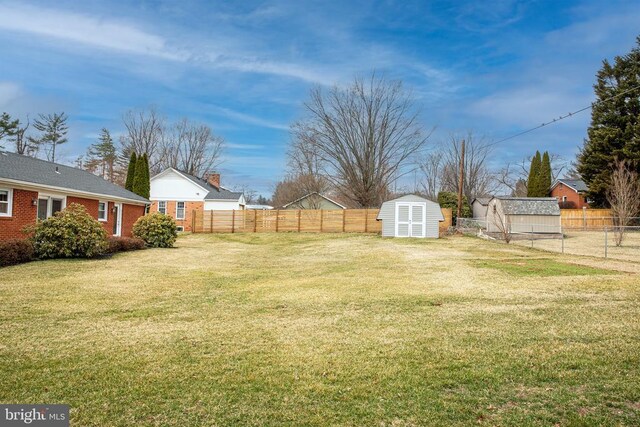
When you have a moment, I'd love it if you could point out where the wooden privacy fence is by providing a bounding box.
[560,209,614,230]
[192,208,453,234]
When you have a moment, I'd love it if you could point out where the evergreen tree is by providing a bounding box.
[86,128,117,181]
[577,36,640,207]
[437,191,471,225]
[0,112,19,149]
[540,151,552,196]
[29,112,68,162]
[132,153,150,199]
[125,152,137,191]
[527,151,542,197]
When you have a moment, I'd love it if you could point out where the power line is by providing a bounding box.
[487,83,640,147]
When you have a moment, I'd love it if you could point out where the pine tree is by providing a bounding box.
[577,36,640,207]
[132,153,150,199]
[125,152,137,191]
[527,151,542,197]
[86,128,117,181]
[29,112,68,162]
[540,151,552,196]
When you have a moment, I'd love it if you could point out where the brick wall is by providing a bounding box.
[0,189,38,240]
[121,204,146,237]
[149,200,203,231]
[67,196,145,237]
[550,185,589,209]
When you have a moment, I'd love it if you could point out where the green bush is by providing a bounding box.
[0,239,34,267]
[106,236,146,254]
[32,203,108,259]
[132,212,178,248]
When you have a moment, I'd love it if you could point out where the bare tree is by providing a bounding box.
[162,118,224,177]
[419,149,443,201]
[292,74,430,208]
[120,108,166,174]
[10,117,37,156]
[607,160,640,246]
[487,200,513,244]
[497,153,568,196]
[29,112,68,162]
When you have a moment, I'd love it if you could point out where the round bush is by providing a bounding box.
[32,203,108,259]
[132,213,178,248]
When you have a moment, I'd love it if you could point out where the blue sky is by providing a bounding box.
[0,0,639,195]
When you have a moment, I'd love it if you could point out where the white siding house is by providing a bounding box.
[376,194,444,238]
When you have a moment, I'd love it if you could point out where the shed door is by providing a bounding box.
[395,203,411,237]
[395,202,426,238]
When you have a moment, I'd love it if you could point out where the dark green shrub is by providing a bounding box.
[32,203,108,259]
[0,239,34,267]
[106,236,146,253]
[132,212,178,248]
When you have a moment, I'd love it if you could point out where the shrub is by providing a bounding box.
[132,212,178,248]
[0,239,34,267]
[32,203,108,259]
[106,236,146,254]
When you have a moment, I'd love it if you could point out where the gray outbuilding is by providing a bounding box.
[376,194,444,238]
[485,197,561,234]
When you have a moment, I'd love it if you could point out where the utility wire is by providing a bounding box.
[487,83,640,147]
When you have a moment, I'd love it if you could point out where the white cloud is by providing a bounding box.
[210,106,289,130]
[0,82,21,109]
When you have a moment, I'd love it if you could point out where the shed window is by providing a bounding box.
[176,202,185,220]
[0,188,12,217]
[98,201,108,221]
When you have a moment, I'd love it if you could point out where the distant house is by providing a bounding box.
[0,151,148,240]
[485,197,561,235]
[149,168,245,232]
[550,178,589,209]
[245,204,274,210]
[471,197,491,221]
[376,194,444,238]
[282,192,346,210]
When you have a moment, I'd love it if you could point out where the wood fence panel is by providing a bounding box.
[560,209,613,230]
[440,208,453,233]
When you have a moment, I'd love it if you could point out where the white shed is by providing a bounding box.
[376,194,444,238]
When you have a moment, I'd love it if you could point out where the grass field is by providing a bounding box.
[1,233,639,426]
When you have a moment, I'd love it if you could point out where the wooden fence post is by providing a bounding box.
[297,209,301,232]
[364,209,369,233]
[210,211,213,233]
[342,209,346,232]
[275,209,280,232]
[231,210,235,233]
[253,210,257,233]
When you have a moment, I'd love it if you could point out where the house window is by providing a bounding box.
[562,196,567,203]
[98,201,108,221]
[0,188,12,217]
[158,201,166,214]
[176,226,184,232]
[37,196,65,220]
[176,201,185,220]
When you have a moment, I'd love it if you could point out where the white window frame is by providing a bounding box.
[0,188,13,217]
[158,200,167,214]
[37,193,67,220]
[176,201,185,220]
[176,226,184,232]
[98,201,108,222]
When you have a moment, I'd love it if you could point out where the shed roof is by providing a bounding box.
[492,197,560,216]
[472,197,491,206]
[0,151,148,204]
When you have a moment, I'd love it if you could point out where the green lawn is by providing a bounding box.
[1,233,639,426]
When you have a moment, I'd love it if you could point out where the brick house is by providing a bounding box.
[149,168,245,231]
[550,178,589,209]
[0,151,149,240]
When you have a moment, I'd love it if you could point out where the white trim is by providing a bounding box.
[0,187,13,217]
[98,201,108,222]
[176,201,185,220]
[158,200,167,214]
[394,202,427,238]
[37,193,67,220]
[0,178,148,206]
[113,203,123,236]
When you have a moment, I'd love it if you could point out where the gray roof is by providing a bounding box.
[494,197,560,216]
[555,178,588,192]
[0,151,148,203]
[173,170,243,201]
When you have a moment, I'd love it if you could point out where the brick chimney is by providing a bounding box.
[206,173,220,189]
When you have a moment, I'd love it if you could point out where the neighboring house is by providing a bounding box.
[376,194,444,238]
[149,168,245,232]
[550,178,589,209]
[485,196,561,235]
[0,151,148,240]
[471,197,491,221]
[245,204,274,210]
[282,192,346,210]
